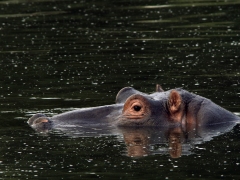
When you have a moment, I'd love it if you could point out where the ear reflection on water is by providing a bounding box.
[52,121,237,158]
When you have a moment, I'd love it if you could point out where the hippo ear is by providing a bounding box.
[168,90,182,114]
[156,84,164,92]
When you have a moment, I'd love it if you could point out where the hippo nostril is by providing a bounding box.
[133,105,141,112]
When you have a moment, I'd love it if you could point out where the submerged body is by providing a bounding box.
[28,85,240,132]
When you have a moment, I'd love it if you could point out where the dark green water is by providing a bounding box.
[0,0,240,179]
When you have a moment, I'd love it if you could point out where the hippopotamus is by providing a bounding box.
[28,85,240,132]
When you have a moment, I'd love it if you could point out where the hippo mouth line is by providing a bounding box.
[122,114,146,120]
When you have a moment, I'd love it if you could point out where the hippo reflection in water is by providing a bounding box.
[28,85,240,158]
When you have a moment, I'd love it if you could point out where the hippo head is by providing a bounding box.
[28,85,239,133]
[115,90,185,127]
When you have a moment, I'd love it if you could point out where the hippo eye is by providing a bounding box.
[133,105,141,112]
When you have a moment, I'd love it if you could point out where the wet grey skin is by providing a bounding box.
[28,85,240,132]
